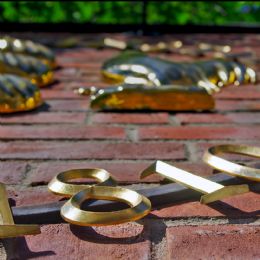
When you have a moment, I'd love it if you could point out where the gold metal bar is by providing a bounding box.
[0,183,14,225]
[0,182,40,238]
[140,161,249,204]
[203,144,260,182]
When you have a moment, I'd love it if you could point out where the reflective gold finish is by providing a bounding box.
[0,52,54,87]
[140,160,249,204]
[78,51,256,111]
[203,145,260,182]
[0,183,40,238]
[0,36,56,68]
[0,74,43,113]
[100,38,231,57]
[61,186,151,226]
[48,168,117,197]
[48,169,151,226]
[102,52,256,90]
[89,84,215,111]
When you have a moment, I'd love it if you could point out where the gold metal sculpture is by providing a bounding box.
[0,183,40,238]
[77,51,256,111]
[61,186,151,226]
[48,169,151,226]
[48,168,117,197]
[0,52,53,87]
[0,74,43,113]
[0,36,56,113]
[85,37,231,58]
[140,160,249,204]
[0,36,56,68]
[203,144,260,182]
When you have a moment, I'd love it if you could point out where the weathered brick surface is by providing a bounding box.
[12,223,151,260]
[92,112,169,124]
[215,87,260,99]
[166,225,260,259]
[0,33,259,259]
[152,192,260,218]
[176,112,260,124]
[0,112,86,124]
[216,100,260,111]
[25,161,211,185]
[0,141,185,160]
[0,162,28,185]
[47,99,89,111]
[139,126,260,140]
[0,125,126,139]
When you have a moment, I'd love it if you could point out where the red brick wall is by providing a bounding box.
[0,33,259,259]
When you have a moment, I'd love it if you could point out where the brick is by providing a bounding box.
[7,188,58,206]
[26,161,210,185]
[92,113,169,124]
[166,225,260,259]
[216,100,260,111]
[55,71,101,82]
[0,125,125,140]
[0,141,185,160]
[47,99,89,111]
[176,112,260,124]
[215,87,260,99]
[12,223,150,260]
[28,161,153,185]
[152,192,260,218]
[139,126,260,140]
[0,161,27,185]
[176,113,229,124]
[58,49,117,61]
[48,81,108,90]
[0,112,86,124]
[41,90,86,99]
[60,63,102,69]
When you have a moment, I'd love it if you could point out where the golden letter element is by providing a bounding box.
[0,36,57,113]
[77,52,256,111]
[0,36,56,69]
[61,186,151,226]
[203,145,260,182]
[48,168,117,197]
[0,52,53,87]
[140,160,249,204]
[0,74,43,113]
[48,169,151,226]
[0,183,40,238]
[91,37,231,58]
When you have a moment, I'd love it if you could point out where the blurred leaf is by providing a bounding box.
[0,1,259,25]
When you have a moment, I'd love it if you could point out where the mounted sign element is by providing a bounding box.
[48,169,151,226]
[140,161,249,204]
[0,183,40,238]
[203,144,260,182]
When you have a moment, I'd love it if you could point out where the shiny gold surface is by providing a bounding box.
[0,52,54,87]
[48,169,151,226]
[203,145,260,182]
[61,186,151,226]
[0,74,43,113]
[102,52,256,92]
[0,36,56,68]
[101,37,232,58]
[89,84,215,111]
[0,183,40,238]
[140,160,249,204]
[78,51,256,111]
[48,168,117,197]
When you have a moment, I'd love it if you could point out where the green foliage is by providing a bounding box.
[0,1,259,25]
